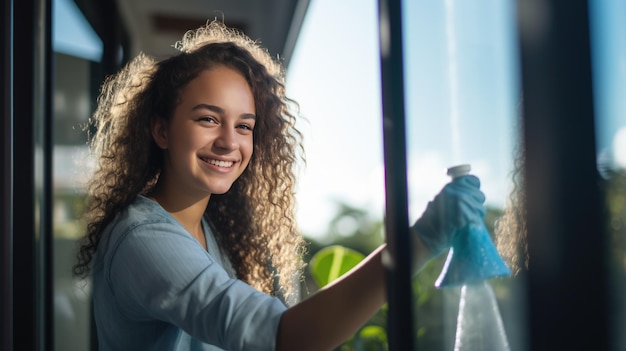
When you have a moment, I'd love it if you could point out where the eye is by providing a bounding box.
[237,123,254,131]
[197,116,217,124]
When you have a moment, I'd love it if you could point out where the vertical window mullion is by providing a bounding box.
[35,0,54,349]
[12,0,38,346]
[517,0,609,349]
[12,0,53,349]
[378,0,415,349]
[1,0,14,349]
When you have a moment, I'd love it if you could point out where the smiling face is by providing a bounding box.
[152,65,256,199]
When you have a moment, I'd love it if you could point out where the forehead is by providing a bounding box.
[178,66,255,110]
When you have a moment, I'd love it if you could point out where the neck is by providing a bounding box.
[149,183,211,236]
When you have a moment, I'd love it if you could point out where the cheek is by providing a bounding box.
[166,134,203,161]
[244,137,254,159]
[176,128,207,148]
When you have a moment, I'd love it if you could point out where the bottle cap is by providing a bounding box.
[446,164,472,178]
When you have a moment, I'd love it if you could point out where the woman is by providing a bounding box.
[74,20,486,351]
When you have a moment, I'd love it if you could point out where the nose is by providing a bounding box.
[213,126,238,151]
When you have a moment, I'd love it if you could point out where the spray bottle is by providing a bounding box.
[436,164,512,351]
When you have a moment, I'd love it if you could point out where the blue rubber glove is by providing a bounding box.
[411,175,486,258]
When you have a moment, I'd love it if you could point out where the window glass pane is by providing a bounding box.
[589,0,626,349]
[53,0,101,349]
[287,0,389,348]
[402,1,526,349]
[287,0,384,242]
[53,0,103,61]
[288,0,529,349]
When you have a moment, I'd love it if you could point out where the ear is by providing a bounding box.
[151,116,169,149]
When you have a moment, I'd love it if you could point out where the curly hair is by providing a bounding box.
[73,20,307,303]
[494,136,529,275]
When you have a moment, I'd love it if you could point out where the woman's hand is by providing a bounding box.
[411,175,486,259]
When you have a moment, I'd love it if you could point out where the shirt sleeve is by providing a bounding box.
[105,220,286,351]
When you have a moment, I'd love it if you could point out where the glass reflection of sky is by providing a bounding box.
[53,0,102,62]
[289,0,521,235]
[402,0,519,215]
[590,0,626,171]
[289,0,626,237]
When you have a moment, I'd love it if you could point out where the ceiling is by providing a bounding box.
[76,0,311,67]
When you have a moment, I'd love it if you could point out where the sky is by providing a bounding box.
[286,0,520,238]
[53,0,626,240]
[589,0,626,171]
[286,0,626,239]
[285,0,386,237]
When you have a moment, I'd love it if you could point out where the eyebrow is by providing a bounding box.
[192,104,256,120]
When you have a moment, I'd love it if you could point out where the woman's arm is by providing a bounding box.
[276,244,386,351]
[276,238,432,351]
[276,174,485,350]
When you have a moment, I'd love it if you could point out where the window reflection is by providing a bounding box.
[53,0,102,349]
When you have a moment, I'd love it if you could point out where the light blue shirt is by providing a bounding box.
[93,195,287,351]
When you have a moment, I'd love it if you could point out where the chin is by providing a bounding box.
[207,184,234,196]
[203,177,240,196]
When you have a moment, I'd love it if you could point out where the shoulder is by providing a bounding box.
[96,195,193,267]
[117,195,176,231]
[95,195,215,297]
[107,195,185,242]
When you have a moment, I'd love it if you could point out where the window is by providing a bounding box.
[590,0,626,349]
[3,0,621,349]
[52,0,103,349]
[288,0,524,349]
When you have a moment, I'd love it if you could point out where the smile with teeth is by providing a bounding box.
[202,157,234,168]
